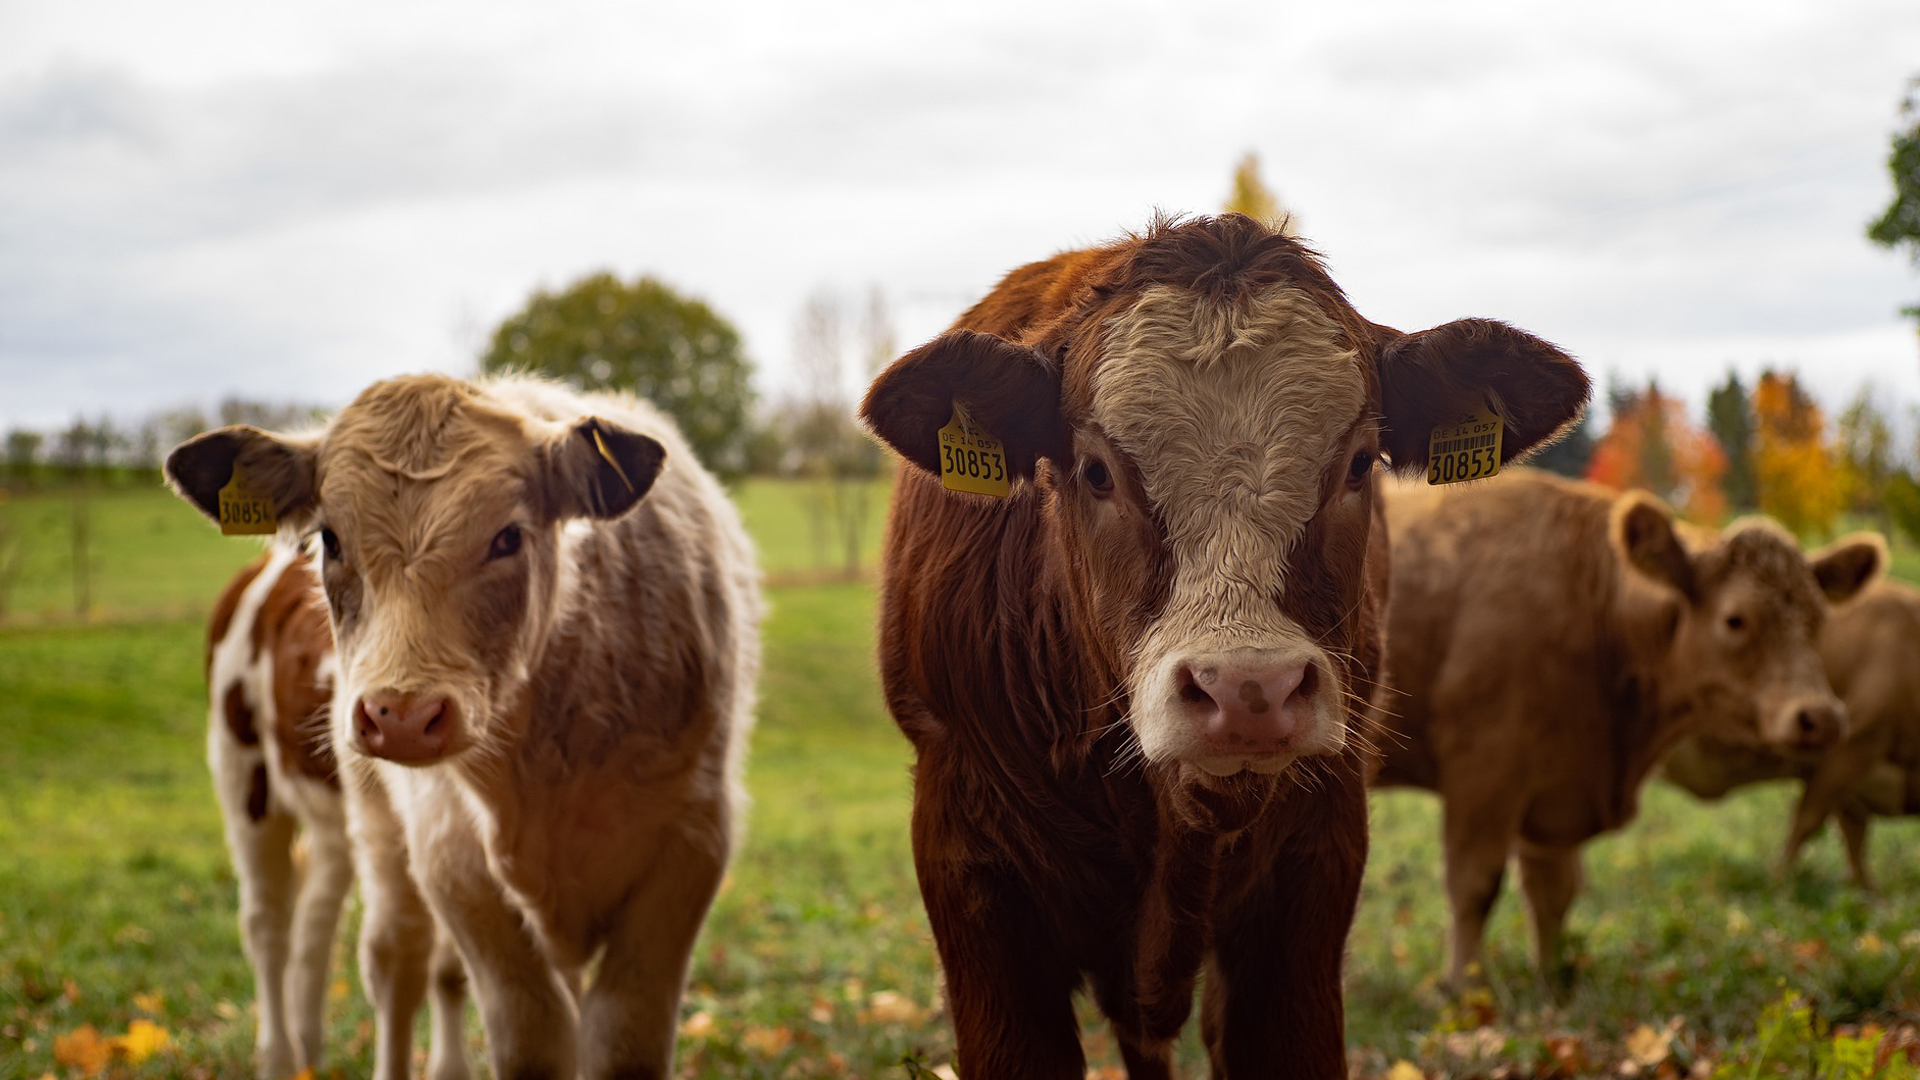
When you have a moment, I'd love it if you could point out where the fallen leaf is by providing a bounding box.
[741,1024,794,1055]
[113,1018,171,1062]
[1547,1035,1590,1076]
[214,1000,242,1020]
[862,990,923,1025]
[1386,1061,1425,1080]
[1625,1022,1672,1067]
[808,996,834,1024]
[679,1010,716,1039]
[53,1025,112,1076]
[132,990,164,1015]
[1858,932,1886,956]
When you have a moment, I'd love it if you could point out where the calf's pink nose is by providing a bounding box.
[356,690,453,763]
[1176,653,1318,753]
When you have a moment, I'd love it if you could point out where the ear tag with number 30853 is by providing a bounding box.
[1426,406,1505,486]
[937,405,1010,498]
[218,463,279,536]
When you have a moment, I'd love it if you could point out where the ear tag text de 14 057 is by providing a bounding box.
[938,405,1010,498]
[218,464,278,535]
[1426,406,1505,486]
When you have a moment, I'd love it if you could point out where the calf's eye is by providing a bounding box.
[1083,459,1114,498]
[320,528,341,561]
[1346,451,1375,487]
[489,524,523,561]
[1724,613,1746,632]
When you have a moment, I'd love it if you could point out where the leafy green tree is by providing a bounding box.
[1867,76,1920,329]
[1706,372,1758,511]
[1836,387,1895,530]
[481,272,756,476]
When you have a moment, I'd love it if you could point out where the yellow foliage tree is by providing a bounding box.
[1224,153,1297,235]
[1753,370,1845,536]
[1584,380,1726,523]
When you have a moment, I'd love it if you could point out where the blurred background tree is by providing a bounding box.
[1706,373,1759,512]
[1753,370,1844,536]
[1528,407,1597,478]
[480,272,755,476]
[1866,75,1920,334]
[1585,378,1725,522]
[1224,152,1298,236]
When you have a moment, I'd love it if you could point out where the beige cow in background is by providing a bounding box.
[1374,470,1880,987]
[167,374,760,1080]
[1664,572,1920,889]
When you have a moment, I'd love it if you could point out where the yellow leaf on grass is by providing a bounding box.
[1625,1023,1672,1067]
[1386,1060,1425,1080]
[113,1018,171,1062]
[53,1025,112,1075]
[132,990,165,1014]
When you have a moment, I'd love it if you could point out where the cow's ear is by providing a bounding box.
[859,329,1068,481]
[539,417,666,521]
[1375,318,1590,476]
[1613,493,1697,600]
[1810,532,1885,603]
[165,426,319,531]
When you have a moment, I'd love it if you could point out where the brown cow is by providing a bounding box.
[1374,471,1882,986]
[860,214,1590,1078]
[1663,570,1919,889]
[168,374,760,1080]
[205,549,468,1080]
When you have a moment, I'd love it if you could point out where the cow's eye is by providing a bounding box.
[320,528,341,561]
[1084,459,1114,498]
[489,525,523,561]
[1346,451,1375,488]
[1724,613,1746,632]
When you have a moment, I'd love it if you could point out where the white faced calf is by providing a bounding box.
[169,374,760,1080]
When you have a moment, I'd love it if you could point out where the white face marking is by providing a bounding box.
[1091,284,1367,772]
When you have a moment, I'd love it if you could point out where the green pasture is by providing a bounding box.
[2,479,1918,1078]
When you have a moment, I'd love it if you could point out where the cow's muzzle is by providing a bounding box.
[354,689,458,764]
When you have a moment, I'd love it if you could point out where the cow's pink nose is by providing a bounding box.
[355,690,454,763]
[1175,652,1319,754]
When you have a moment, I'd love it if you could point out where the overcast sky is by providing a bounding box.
[3,0,1918,436]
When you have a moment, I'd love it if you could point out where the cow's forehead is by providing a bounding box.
[1091,283,1367,576]
[1705,524,1821,619]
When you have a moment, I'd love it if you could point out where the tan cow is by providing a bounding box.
[1663,572,1920,889]
[203,549,467,1079]
[862,214,1591,1077]
[167,374,760,1080]
[1374,470,1881,986]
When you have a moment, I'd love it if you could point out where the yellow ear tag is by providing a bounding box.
[937,405,1010,498]
[218,463,279,535]
[591,427,636,494]
[1426,405,1505,486]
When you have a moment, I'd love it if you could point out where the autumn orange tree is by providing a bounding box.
[1753,369,1845,536]
[1585,379,1727,522]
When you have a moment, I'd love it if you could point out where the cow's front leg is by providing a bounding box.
[1516,843,1582,987]
[346,776,434,1080]
[1439,774,1525,988]
[426,931,472,1080]
[220,792,299,1079]
[1204,782,1364,1079]
[577,827,728,1079]
[414,816,577,1080]
[913,791,1084,1079]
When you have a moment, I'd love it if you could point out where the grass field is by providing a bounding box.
[3,479,1918,1078]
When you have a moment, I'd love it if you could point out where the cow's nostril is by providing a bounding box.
[1296,664,1319,702]
[1178,669,1211,706]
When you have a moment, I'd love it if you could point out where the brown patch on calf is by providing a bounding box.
[246,763,271,823]
[206,555,268,678]
[259,559,341,789]
[223,681,260,747]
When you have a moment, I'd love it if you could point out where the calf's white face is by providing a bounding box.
[164,376,665,768]
[1089,285,1370,776]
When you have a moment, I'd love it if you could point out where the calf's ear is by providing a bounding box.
[165,426,319,531]
[1612,493,1697,599]
[539,418,666,521]
[1375,318,1590,476]
[859,329,1068,482]
[1809,533,1885,603]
